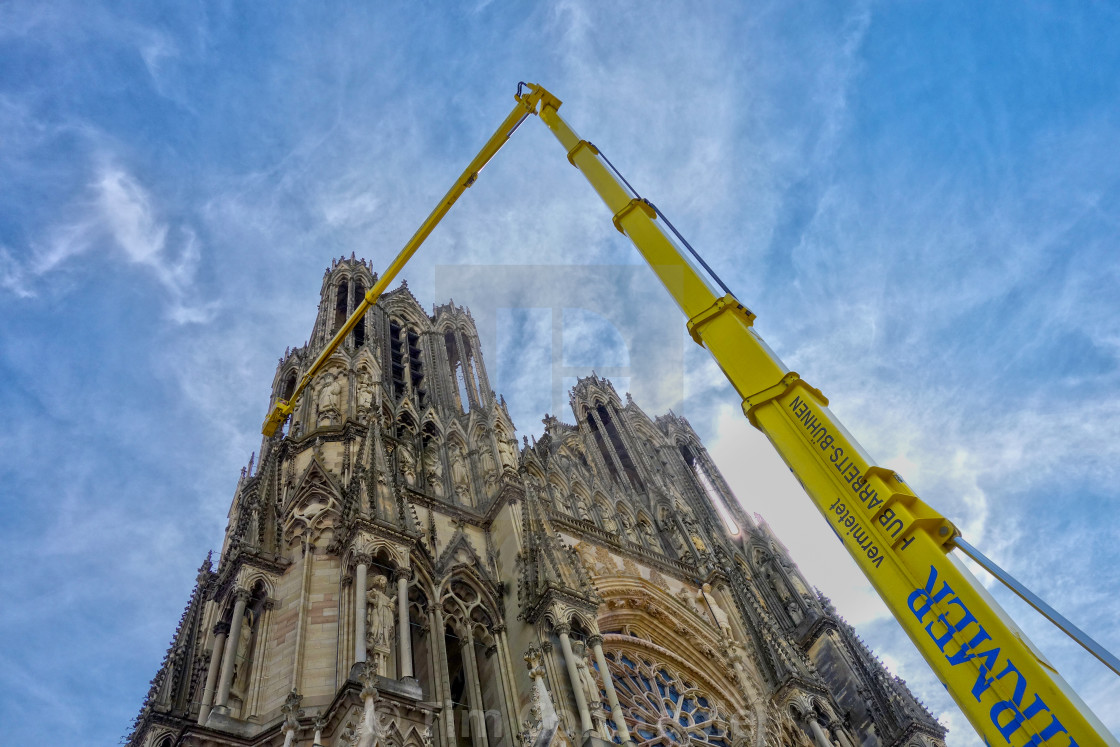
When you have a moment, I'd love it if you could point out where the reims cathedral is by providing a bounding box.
[128,257,946,747]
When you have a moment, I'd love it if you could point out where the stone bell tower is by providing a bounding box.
[127,256,947,747]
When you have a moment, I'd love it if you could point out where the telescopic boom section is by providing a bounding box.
[260,88,543,437]
[521,84,1116,746]
[261,82,1116,746]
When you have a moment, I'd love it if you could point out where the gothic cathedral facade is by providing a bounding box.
[128,257,947,747]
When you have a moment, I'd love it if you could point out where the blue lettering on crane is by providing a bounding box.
[790,396,883,511]
[827,497,884,568]
[908,566,1077,745]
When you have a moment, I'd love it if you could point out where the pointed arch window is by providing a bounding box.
[352,279,366,347]
[445,329,480,412]
[679,445,739,536]
[586,407,620,483]
[391,319,426,407]
[587,403,645,493]
[281,371,297,403]
[334,280,349,334]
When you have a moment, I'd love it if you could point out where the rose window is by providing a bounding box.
[602,650,733,747]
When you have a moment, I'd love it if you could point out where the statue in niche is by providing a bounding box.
[768,572,793,603]
[790,572,811,599]
[423,442,444,496]
[355,372,374,417]
[481,449,499,493]
[677,504,707,555]
[317,373,342,418]
[481,448,498,481]
[366,575,396,673]
[450,443,469,490]
[571,641,605,728]
[554,489,572,515]
[639,521,657,549]
[398,444,416,486]
[575,496,593,522]
[690,532,707,554]
[599,507,617,533]
[618,513,635,543]
[497,437,516,470]
[786,600,803,625]
[700,583,733,638]
[668,528,689,560]
[231,608,255,695]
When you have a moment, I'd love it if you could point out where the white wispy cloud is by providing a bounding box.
[3,160,217,323]
[5,2,1120,745]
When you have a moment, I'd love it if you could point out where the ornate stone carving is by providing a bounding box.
[126,263,947,747]
[365,574,396,673]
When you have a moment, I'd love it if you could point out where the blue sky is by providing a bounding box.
[2,1,1119,744]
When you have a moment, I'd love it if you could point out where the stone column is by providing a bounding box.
[588,634,631,744]
[313,714,327,746]
[397,567,413,678]
[434,606,457,747]
[555,623,594,736]
[354,555,370,664]
[831,724,856,747]
[493,625,521,743]
[197,622,229,724]
[460,625,489,747]
[807,716,833,747]
[215,588,250,708]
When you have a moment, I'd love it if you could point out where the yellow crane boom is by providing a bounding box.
[262,83,1117,746]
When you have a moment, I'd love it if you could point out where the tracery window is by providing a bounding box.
[391,319,426,406]
[678,444,739,536]
[602,650,733,747]
[352,279,366,346]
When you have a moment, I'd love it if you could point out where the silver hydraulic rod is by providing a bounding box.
[953,536,1120,677]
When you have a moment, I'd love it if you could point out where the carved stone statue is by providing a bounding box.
[639,521,657,549]
[700,583,733,638]
[366,574,396,653]
[231,608,254,694]
[690,532,707,554]
[769,572,793,603]
[668,527,689,560]
[497,437,516,469]
[423,442,443,496]
[481,448,497,481]
[618,513,635,543]
[398,444,416,486]
[790,572,811,599]
[576,496,593,522]
[599,510,617,534]
[356,372,373,415]
[786,600,804,625]
[450,443,469,489]
[572,641,606,732]
[318,373,342,417]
